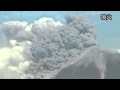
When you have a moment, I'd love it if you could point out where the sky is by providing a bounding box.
[0,11,120,49]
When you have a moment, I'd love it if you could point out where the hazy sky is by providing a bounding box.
[0,11,120,49]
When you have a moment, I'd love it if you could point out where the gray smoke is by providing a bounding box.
[25,14,99,79]
[0,21,34,43]
[0,21,33,79]
[30,14,96,61]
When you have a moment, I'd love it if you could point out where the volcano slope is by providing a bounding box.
[52,46,120,79]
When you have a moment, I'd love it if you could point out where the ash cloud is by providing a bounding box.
[26,14,100,79]
[30,14,96,61]
[0,21,34,42]
[0,13,120,79]
[0,16,64,79]
[0,21,33,79]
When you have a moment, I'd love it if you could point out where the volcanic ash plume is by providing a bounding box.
[26,14,98,79]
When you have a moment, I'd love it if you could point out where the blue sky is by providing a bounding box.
[0,11,120,49]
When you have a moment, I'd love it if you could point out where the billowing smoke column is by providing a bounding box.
[30,14,96,61]
[0,13,120,79]
[26,14,98,79]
